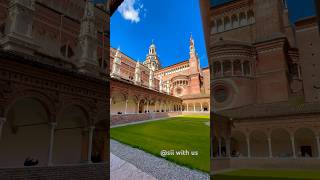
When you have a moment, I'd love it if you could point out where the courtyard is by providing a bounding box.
[212,169,320,180]
[110,115,210,172]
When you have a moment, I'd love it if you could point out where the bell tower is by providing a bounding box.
[188,35,201,94]
[143,40,161,71]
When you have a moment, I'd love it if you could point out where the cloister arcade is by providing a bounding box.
[213,126,320,159]
[110,79,182,115]
[182,100,210,112]
[0,91,108,168]
[211,9,255,34]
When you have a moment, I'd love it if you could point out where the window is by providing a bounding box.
[60,43,74,58]
[213,85,228,103]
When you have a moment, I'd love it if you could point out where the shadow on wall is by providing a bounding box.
[212,175,316,180]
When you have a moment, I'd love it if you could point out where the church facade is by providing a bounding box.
[200,0,320,172]
[110,35,210,125]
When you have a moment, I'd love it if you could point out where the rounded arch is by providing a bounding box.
[224,16,231,30]
[4,89,55,122]
[111,92,126,115]
[239,12,247,26]
[213,61,222,77]
[231,131,247,157]
[223,60,232,76]
[217,19,223,32]
[249,130,268,157]
[231,14,239,28]
[53,103,91,164]
[202,102,209,111]
[294,128,317,157]
[247,10,255,24]
[233,60,242,75]
[0,97,50,167]
[243,61,251,76]
[271,128,292,158]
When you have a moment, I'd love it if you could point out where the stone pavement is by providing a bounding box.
[110,153,157,180]
[110,139,209,180]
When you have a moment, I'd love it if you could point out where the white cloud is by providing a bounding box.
[118,0,145,23]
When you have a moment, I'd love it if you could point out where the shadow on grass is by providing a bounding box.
[211,175,316,180]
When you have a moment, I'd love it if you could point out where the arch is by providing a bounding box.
[294,128,317,157]
[239,12,247,26]
[271,128,292,157]
[111,93,126,114]
[202,102,209,111]
[231,14,239,28]
[249,130,268,157]
[0,97,50,167]
[224,16,231,30]
[217,19,223,32]
[213,61,222,77]
[243,61,251,76]
[233,60,242,75]
[53,104,90,164]
[4,89,55,122]
[231,131,247,157]
[223,60,232,76]
[194,102,202,111]
[247,10,255,24]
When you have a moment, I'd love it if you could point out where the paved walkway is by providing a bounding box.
[110,153,156,180]
[110,139,209,180]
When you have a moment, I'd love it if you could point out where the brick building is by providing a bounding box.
[0,0,122,179]
[110,35,210,125]
[200,0,320,173]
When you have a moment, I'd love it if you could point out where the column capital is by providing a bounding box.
[49,122,57,127]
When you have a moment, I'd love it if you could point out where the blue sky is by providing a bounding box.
[111,0,316,68]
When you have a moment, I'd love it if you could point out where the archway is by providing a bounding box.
[0,97,50,167]
[271,128,292,158]
[295,128,317,158]
[231,131,247,157]
[53,105,89,164]
[250,130,268,157]
[111,93,126,114]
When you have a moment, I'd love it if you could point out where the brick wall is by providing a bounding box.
[0,163,108,180]
[111,112,182,125]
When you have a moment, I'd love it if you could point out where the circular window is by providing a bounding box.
[176,87,182,95]
[213,85,228,103]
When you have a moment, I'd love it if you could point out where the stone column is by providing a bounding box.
[291,135,296,158]
[110,98,112,105]
[146,101,149,113]
[241,61,244,76]
[88,126,95,163]
[316,136,320,159]
[48,122,57,166]
[193,104,196,112]
[137,102,140,113]
[246,137,251,158]
[124,99,128,114]
[231,61,234,76]
[218,137,222,157]
[200,103,203,112]
[220,61,223,76]
[0,117,6,140]
[187,104,189,112]
[268,137,272,158]
[154,102,157,112]
[226,138,231,157]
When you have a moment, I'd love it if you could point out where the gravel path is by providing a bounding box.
[110,139,209,180]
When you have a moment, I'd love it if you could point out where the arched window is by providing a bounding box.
[213,61,222,77]
[223,61,232,76]
[60,43,74,58]
[233,60,242,75]
[224,17,231,30]
[217,19,223,32]
[231,14,239,28]
[247,10,255,24]
[243,61,251,76]
[239,12,247,26]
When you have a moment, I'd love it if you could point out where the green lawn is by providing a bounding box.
[213,169,320,180]
[110,115,210,172]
